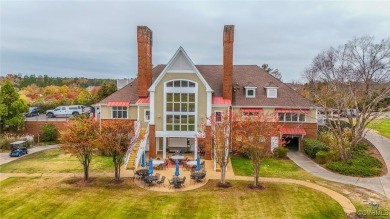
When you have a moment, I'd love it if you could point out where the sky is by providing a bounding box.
[1,0,389,82]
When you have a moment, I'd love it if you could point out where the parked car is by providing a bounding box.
[9,141,29,157]
[10,147,28,157]
[25,107,40,117]
[46,105,86,118]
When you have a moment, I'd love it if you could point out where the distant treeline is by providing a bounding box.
[0,74,116,88]
[19,75,115,88]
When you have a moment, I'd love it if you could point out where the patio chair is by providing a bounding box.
[168,179,174,189]
[157,176,166,187]
[155,173,160,181]
[201,161,205,169]
[133,169,141,181]
[162,160,169,170]
[181,176,186,187]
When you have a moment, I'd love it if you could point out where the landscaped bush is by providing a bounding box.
[303,138,329,159]
[273,147,288,159]
[40,124,58,142]
[325,142,383,177]
[315,151,329,164]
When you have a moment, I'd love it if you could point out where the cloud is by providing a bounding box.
[1,1,389,82]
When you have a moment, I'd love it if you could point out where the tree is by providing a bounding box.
[0,80,28,131]
[61,118,99,181]
[261,64,283,81]
[304,36,390,161]
[234,112,282,188]
[202,111,234,186]
[93,81,116,102]
[98,120,133,181]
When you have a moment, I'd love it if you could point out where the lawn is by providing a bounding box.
[368,118,390,138]
[231,156,319,181]
[0,148,113,173]
[0,177,346,219]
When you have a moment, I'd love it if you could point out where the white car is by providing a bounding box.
[46,105,85,118]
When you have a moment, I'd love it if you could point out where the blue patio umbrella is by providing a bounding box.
[196,155,201,171]
[141,152,146,168]
[174,159,180,177]
[148,158,154,174]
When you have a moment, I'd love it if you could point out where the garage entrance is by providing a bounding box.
[284,137,299,151]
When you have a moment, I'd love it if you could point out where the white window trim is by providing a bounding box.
[164,80,198,132]
[266,88,278,98]
[111,106,128,119]
[144,109,150,122]
[245,86,256,98]
[278,113,306,122]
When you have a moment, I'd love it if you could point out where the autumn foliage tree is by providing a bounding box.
[98,120,133,181]
[234,112,282,188]
[61,118,99,181]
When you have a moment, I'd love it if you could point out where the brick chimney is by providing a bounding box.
[137,26,153,98]
[223,25,234,101]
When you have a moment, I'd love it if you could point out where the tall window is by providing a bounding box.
[144,110,150,121]
[112,107,127,118]
[165,80,197,131]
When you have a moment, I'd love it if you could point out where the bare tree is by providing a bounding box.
[261,64,283,81]
[304,36,390,161]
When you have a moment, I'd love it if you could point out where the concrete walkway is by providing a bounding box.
[0,145,58,165]
[288,130,390,199]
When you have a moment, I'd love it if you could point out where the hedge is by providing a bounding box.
[303,138,329,159]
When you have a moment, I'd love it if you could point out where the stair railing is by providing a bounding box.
[134,123,150,168]
[124,120,141,166]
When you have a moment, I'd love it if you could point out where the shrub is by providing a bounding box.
[303,138,328,159]
[316,151,329,164]
[273,147,288,159]
[40,124,58,142]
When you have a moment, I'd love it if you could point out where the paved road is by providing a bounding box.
[0,145,58,165]
[288,130,390,199]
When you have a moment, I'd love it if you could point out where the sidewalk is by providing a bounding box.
[287,130,390,198]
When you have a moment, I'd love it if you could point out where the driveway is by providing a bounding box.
[288,130,390,199]
[0,145,58,165]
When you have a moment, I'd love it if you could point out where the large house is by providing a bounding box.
[94,25,318,167]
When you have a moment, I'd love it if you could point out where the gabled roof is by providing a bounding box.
[149,47,213,92]
[97,65,316,108]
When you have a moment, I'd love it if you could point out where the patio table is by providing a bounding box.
[186,161,197,166]
[171,155,185,160]
[136,169,150,178]
[153,160,164,166]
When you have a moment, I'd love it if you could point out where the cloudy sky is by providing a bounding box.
[1,0,389,82]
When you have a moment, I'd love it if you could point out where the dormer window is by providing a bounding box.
[266,88,278,98]
[245,86,257,98]
[264,82,278,98]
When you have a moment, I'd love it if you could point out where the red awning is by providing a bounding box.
[212,97,231,105]
[276,109,310,113]
[240,108,263,113]
[107,101,130,107]
[136,97,150,104]
[280,128,306,135]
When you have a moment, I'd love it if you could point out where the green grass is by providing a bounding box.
[353,201,390,219]
[368,118,390,138]
[231,156,319,180]
[0,177,346,219]
[0,148,113,173]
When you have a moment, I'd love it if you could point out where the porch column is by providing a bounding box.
[163,137,167,159]
[149,124,156,158]
[205,125,212,160]
[194,138,198,159]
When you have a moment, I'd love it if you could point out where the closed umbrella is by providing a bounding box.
[141,152,146,168]
[148,158,154,174]
[196,155,201,171]
[175,159,180,177]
